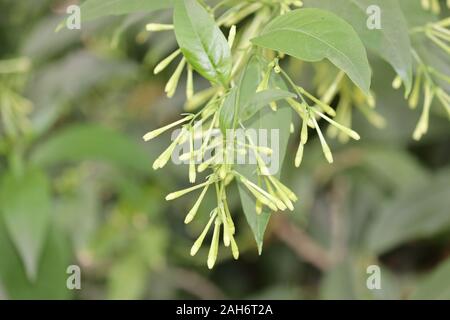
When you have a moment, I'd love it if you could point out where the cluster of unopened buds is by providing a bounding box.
[143,112,301,268]
[143,54,362,268]
[142,0,365,268]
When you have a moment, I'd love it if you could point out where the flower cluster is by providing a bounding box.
[275,63,361,166]
[313,65,384,143]
[140,0,445,268]
[143,102,300,268]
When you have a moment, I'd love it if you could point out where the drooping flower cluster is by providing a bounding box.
[141,0,414,269]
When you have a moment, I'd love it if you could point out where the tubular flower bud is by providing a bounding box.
[230,236,239,260]
[219,206,231,247]
[311,108,360,140]
[190,210,217,256]
[295,142,304,168]
[207,218,221,269]
[165,58,186,98]
[409,70,423,109]
[413,84,434,141]
[298,87,336,117]
[184,182,210,224]
[392,75,402,89]
[152,128,188,170]
[166,179,215,201]
[146,23,174,32]
[312,116,334,164]
[228,25,237,48]
[143,115,193,141]
[268,176,298,202]
[186,65,194,99]
[189,131,196,183]
[154,49,181,75]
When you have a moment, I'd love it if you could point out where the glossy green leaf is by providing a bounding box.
[367,171,450,254]
[0,169,51,281]
[219,56,262,134]
[173,0,232,85]
[252,8,371,94]
[219,87,238,134]
[80,0,173,21]
[30,124,151,173]
[304,0,413,93]
[235,60,292,253]
[411,258,450,300]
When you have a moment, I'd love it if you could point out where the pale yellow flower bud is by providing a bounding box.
[190,211,217,256]
[154,49,181,75]
[295,142,304,168]
[409,71,422,109]
[230,236,239,260]
[421,0,430,10]
[143,115,192,141]
[312,117,333,164]
[290,123,295,134]
[312,109,360,140]
[166,179,214,201]
[184,183,210,224]
[207,218,221,269]
[165,58,186,98]
[298,87,336,117]
[392,75,402,89]
[228,25,237,49]
[413,84,434,140]
[146,23,174,32]
[186,65,194,99]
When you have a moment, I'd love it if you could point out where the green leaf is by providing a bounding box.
[30,124,151,173]
[173,0,232,85]
[80,0,173,21]
[0,168,51,281]
[219,87,238,134]
[251,8,371,94]
[219,58,296,133]
[241,89,296,121]
[235,60,292,253]
[303,0,413,93]
[0,219,72,299]
[367,170,450,254]
[219,56,262,133]
[411,258,450,300]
